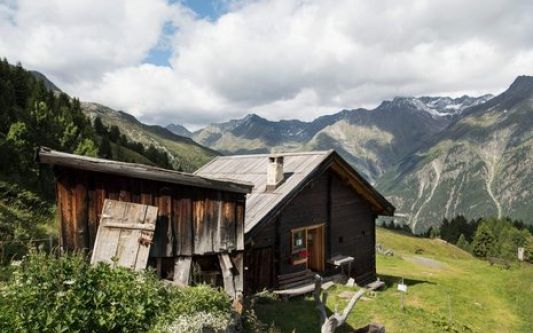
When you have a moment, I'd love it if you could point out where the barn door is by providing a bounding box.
[91,199,158,271]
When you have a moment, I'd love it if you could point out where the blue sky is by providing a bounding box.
[178,0,228,20]
[144,0,229,67]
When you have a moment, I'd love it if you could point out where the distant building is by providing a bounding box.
[196,150,395,292]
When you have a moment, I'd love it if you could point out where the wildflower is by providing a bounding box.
[10,260,21,267]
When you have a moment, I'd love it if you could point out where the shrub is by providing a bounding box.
[0,251,231,332]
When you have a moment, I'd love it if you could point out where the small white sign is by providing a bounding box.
[397,283,408,292]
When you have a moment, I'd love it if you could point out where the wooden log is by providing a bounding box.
[314,275,367,333]
[219,253,236,298]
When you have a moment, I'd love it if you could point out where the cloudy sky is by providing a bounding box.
[1,0,532,129]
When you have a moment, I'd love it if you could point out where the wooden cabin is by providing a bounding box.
[37,147,253,297]
[195,151,395,292]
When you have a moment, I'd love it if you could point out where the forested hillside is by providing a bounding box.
[0,60,179,248]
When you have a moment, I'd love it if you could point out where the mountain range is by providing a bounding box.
[172,94,492,183]
[31,70,533,231]
[167,79,532,230]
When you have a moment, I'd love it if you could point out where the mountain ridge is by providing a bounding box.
[377,75,533,231]
[190,94,492,182]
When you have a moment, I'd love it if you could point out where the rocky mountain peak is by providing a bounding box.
[377,95,492,117]
[506,75,533,98]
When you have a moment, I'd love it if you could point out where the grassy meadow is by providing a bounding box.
[253,228,533,332]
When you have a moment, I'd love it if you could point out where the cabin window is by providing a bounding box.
[290,224,325,269]
[292,230,306,251]
[291,228,308,265]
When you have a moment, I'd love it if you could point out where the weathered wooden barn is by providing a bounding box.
[37,147,253,297]
[195,151,395,292]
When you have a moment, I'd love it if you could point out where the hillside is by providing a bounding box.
[253,228,533,332]
[82,102,218,172]
[0,60,217,246]
[377,76,533,232]
[191,95,491,182]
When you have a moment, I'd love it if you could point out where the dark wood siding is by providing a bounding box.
[330,171,376,284]
[244,246,273,293]
[246,168,377,290]
[54,167,246,259]
[278,174,328,275]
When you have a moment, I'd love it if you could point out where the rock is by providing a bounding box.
[346,278,355,287]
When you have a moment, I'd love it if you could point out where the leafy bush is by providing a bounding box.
[0,251,231,332]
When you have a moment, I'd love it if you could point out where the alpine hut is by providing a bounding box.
[37,147,253,297]
[195,150,395,293]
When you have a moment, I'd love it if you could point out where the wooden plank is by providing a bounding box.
[235,200,245,251]
[151,188,173,257]
[91,200,123,265]
[213,192,222,252]
[173,193,193,256]
[116,202,145,268]
[193,191,206,254]
[223,200,236,250]
[134,205,158,271]
[56,173,70,250]
[173,257,192,286]
[38,148,253,194]
[87,179,97,249]
[73,173,89,250]
[130,178,141,204]
[91,199,158,271]
[201,195,215,253]
[219,253,236,298]
[61,173,75,250]
[273,283,315,296]
[140,181,153,205]
[101,222,156,230]
[118,177,132,202]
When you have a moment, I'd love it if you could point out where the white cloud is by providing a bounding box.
[1,0,533,128]
[0,0,170,82]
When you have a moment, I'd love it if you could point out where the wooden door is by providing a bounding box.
[91,199,158,271]
[307,225,325,272]
[244,246,273,292]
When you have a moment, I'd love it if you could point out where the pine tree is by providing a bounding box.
[456,233,470,252]
[99,137,112,159]
[472,223,496,258]
[93,116,107,136]
[108,125,121,142]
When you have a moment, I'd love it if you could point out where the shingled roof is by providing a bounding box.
[195,150,394,233]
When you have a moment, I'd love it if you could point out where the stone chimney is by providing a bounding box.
[266,155,284,191]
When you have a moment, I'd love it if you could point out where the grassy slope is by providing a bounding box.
[254,228,533,332]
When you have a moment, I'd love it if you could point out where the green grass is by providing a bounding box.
[252,228,533,332]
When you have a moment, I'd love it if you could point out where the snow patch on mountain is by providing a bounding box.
[388,95,493,118]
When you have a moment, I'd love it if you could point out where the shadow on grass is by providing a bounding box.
[248,295,358,333]
[378,274,435,289]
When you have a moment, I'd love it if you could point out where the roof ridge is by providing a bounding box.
[212,150,333,159]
